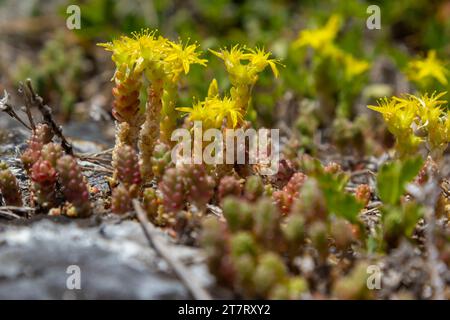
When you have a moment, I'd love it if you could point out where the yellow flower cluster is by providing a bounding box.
[293,14,369,80]
[178,80,244,130]
[99,29,207,82]
[406,50,448,87]
[210,46,280,87]
[179,46,281,129]
[368,92,450,159]
[99,30,207,182]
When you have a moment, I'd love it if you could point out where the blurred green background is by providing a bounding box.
[1,0,450,131]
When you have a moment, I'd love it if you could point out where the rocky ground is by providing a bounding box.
[0,117,216,300]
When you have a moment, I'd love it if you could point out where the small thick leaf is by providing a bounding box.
[316,172,363,223]
[377,156,423,205]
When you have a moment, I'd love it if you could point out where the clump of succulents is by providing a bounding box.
[142,187,169,226]
[41,143,63,168]
[100,30,207,183]
[20,123,54,173]
[111,184,133,214]
[16,121,92,217]
[273,172,307,214]
[31,160,58,209]
[368,92,450,160]
[218,175,243,202]
[159,163,215,213]
[293,14,370,121]
[202,195,309,299]
[243,175,265,202]
[56,155,91,217]
[151,141,172,180]
[0,162,22,206]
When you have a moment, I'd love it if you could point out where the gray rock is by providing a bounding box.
[0,217,212,299]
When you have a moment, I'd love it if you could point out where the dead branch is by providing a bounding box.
[22,79,73,155]
[0,209,22,219]
[0,90,32,130]
[132,200,212,300]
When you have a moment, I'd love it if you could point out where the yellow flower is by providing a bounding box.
[210,46,281,86]
[99,29,168,75]
[177,100,214,129]
[210,45,246,70]
[209,96,244,128]
[98,36,141,73]
[164,40,207,81]
[406,92,446,125]
[407,50,448,86]
[244,47,282,78]
[341,53,370,80]
[177,95,244,129]
[293,14,341,50]
[368,97,401,120]
[368,92,450,159]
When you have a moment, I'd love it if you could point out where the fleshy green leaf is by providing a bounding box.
[377,156,423,205]
[316,171,363,223]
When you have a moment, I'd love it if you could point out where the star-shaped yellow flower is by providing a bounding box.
[407,50,448,86]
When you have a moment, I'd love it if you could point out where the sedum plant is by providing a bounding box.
[406,50,448,92]
[0,162,23,206]
[56,155,91,217]
[31,160,58,210]
[368,92,450,159]
[159,163,215,213]
[293,14,370,120]
[179,46,280,130]
[100,30,206,182]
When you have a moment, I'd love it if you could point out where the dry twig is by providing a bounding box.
[0,90,32,130]
[21,79,73,155]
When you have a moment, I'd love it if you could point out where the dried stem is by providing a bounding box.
[22,79,73,155]
[0,90,32,130]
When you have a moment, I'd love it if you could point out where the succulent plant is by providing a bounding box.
[201,216,235,285]
[253,198,282,248]
[244,175,264,202]
[330,217,356,251]
[291,178,327,224]
[268,276,308,300]
[21,147,41,174]
[20,124,55,173]
[41,142,63,167]
[112,144,142,192]
[111,184,132,214]
[34,123,54,145]
[355,184,371,207]
[281,213,306,251]
[56,155,91,217]
[0,162,23,206]
[142,187,171,226]
[252,252,287,297]
[159,167,185,213]
[159,164,215,213]
[151,141,172,180]
[323,161,342,174]
[218,176,242,202]
[31,160,58,209]
[273,172,307,214]
[179,164,215,210]
[222,196,253,232]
